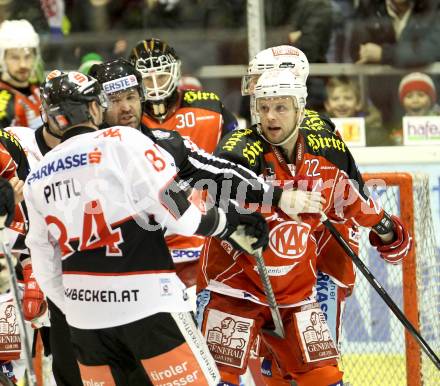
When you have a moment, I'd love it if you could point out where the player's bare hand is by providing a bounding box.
[279,190,325,222]
[9,177,24,204]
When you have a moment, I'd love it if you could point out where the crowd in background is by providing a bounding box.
[1,0,440,146]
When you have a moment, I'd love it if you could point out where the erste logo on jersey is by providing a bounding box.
[269,221,311,259]
[103,75,138,94]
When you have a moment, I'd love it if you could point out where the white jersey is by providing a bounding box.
[24,126,210,329]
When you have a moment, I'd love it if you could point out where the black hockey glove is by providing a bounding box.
[0,178,15,228]
[217,204,269,254]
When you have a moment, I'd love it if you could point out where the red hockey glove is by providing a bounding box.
[22,264,48,322]
[369,215,412,264]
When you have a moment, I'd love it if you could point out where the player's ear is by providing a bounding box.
[89,100,103,126]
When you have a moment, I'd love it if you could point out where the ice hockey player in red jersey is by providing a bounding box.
[196,68,411,386]
[129,38,239,288]
[242,46,412,385]
[0,20,42,130]
[23,70,278,384]
[0,127,31,382]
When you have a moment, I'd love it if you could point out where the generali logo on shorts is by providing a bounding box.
[205,310,253,368]
[296,308,339,363]
[269,221,311,259]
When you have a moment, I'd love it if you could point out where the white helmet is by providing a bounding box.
[242,45,309,96]
[254,69,307,146]
[0,20,40,72]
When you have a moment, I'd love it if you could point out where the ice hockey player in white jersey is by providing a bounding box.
[6,70,83,385]
[24,71,272,384]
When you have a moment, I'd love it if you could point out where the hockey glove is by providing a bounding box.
[216,205,269,254]
[22,264,48,323]
[369,215,412,264]
[0,178,15,228]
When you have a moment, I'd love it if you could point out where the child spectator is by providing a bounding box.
[324,75,386,146]
[398,72,440,116]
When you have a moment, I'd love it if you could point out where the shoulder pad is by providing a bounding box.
[181,90,223,112]
[0,128,24,151]
[216,126,267,169]
[301,128,350,171]
[218,126,261,152]
[301,109,336,133]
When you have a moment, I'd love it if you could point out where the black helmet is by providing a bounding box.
[129,38,181,120]
[40,71,108,131]
[89,58,146,101]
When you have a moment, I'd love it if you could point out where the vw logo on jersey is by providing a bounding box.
[269,221,311,259]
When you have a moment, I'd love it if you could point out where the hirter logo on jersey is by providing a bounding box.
[269,221,311,259]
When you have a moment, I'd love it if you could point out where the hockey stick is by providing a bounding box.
[230,227,285,338]
[320,212,440,371]
[0,216,37,386]
[254,249,285,339]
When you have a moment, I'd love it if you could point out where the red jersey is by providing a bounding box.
[0,81,42,130]
[0,129,29,249]
[197,112,384,304]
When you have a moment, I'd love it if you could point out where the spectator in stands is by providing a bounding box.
[324,76,386,146]
[327,0,356,62]
[350,0,440,67]
[287,0,334,111]
[399,72,440,117]
[288,0,333,63]
[389,72,440,144]
[349,0,440,131]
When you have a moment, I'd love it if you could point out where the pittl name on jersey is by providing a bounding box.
[43,178,80,203]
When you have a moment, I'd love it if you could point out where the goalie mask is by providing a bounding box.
[129,38,181,121]
[254,69,307,146]
[40,71,108,133]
